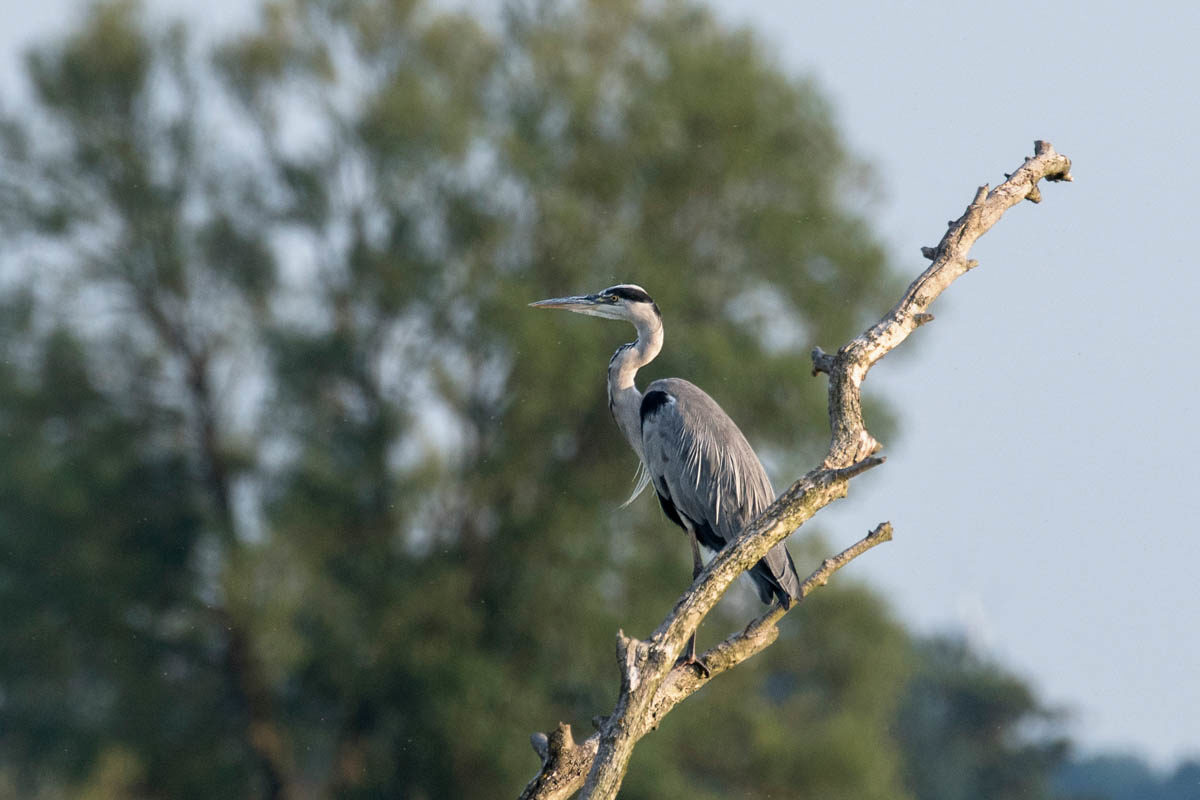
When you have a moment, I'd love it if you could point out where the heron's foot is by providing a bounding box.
[675,652,711,678]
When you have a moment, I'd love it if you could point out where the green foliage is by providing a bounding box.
[0,318,252,797]
[0,1,1070,798]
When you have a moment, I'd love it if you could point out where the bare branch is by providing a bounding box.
[820,139,1072,468]
[520,141,1072,800]
[520,523,893,798]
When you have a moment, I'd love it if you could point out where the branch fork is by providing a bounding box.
[521,141,1072,800]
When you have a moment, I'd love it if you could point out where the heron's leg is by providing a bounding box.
[679,529,710,677]
[689,527,704,580]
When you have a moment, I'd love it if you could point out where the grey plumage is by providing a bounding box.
[641,378,800,605]
[530,284,800,613]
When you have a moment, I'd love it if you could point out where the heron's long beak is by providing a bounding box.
[528,294,601,312]
[530,292,627,320]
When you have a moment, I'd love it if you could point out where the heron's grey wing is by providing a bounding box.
[641,378,800,604]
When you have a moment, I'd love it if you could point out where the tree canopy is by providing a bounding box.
[0,1,1077,798]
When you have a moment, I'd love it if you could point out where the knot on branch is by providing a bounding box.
[825,431,882,466]
[549,723,577,754]
[828,455,886,481]
[529,723,577,766]
[520,721,599,800]
[616,630,651,692]
[810,346,835,376]
[1033,140,1073,182]
[868,521,894,543]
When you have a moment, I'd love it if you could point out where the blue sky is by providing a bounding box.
[3,0,1197,768]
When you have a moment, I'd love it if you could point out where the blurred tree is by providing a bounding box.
[0,1,289,796]
[1054,754,1200,800]
[897,636,1069,800]
[0,1,1067,798]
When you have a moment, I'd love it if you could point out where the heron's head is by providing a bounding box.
[529,284,661,328]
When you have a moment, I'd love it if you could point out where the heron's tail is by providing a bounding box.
[749,542,802,607]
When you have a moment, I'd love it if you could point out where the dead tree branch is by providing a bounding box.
[518,522,892,800]
[520,140,1072,800]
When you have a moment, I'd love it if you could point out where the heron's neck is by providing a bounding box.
[607,320,663,455]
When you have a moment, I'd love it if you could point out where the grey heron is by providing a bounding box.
[531,284,801,671]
